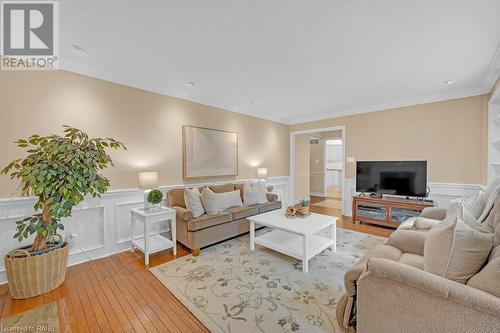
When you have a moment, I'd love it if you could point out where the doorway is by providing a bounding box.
[290,126,346,217]
[321,137,343,208]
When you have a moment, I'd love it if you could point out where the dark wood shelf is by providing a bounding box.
[352,195,434,229]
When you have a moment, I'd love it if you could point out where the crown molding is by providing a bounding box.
[61,59,492,127]
[485,41,500,93]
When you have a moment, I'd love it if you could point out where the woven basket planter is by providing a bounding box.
[4,242,69,299]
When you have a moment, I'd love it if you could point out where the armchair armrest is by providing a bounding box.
[419,206,447,220]
[357,258,500,333]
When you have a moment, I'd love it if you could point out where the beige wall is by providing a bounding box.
[295,134,310,199]
[0,70,289,198]
[291,95,488,184]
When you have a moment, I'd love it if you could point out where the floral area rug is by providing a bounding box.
[150,228,386,333]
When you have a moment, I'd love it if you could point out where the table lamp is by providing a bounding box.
[257,167,268,180]
[138,171,159,209]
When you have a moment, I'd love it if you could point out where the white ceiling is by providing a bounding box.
[60,0,500,124]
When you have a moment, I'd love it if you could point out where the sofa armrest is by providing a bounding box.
[419,206,447,220]
[357,258,500,333]
[172,206,194,221]
[171,206,193,248]
[266,192,278,202]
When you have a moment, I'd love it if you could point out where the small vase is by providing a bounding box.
[149,203,161,212]
[299,206,309,215]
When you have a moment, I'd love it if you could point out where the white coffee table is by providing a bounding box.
[248,209,337,273]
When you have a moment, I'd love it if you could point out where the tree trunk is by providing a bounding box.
[30,200,52,252]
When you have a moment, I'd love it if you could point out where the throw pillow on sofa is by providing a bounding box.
[200,187,243,214]
[467,255,500,298]
[184,187,205,218]
[424,217,493,284]
[453,190,487,220]
[243,181,267,206]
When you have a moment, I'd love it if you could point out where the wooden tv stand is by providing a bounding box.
[352,195,435,229]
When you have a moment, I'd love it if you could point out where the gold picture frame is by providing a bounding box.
[182,125,238,179]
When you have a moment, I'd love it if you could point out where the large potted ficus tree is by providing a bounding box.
[1,126,125,299]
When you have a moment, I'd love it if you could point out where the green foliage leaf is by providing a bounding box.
[2,126,126,243]
[147,189,164,205]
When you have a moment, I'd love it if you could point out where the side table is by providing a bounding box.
[130,206,176,265]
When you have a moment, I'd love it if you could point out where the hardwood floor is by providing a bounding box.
[0,244,209,333]
[0,200,392,332]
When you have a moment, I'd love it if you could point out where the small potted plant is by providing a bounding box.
[147,189,164,212]
[298,198,310,216]
[1,126,125,299]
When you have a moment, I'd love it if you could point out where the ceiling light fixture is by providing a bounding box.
[247,101,255,106]
[443,80,455,85]
[185,82,196,88]
[71,44,86,52]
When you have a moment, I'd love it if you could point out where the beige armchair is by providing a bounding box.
[336,194,500,332]
[357,258,500,333]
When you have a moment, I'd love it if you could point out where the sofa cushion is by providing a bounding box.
[478,177,500,223]
[469,191,487,219]
[209,183,235,193]
[467,256,500,298]
[252,201,282,213]
[168,188,186,208]
[398,253,424,270]
[217,190,243,211]
[243,181,268,206]
[424,218,493,284]
[187,212,233,231]
[200,187,243,214]
[226,206,259,220]
[386,230,426,255]
[489,245,500,262]
[200,187,219,214]
[184,187,205,217]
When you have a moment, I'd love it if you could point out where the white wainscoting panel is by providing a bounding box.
[0,176,290,284]
[342,179,482,216]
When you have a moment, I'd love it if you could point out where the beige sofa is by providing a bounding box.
[167,183,281,255]
[336,197,500,332]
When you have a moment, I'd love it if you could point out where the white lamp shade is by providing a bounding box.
[138,171,159,189]
[257,167,268,179]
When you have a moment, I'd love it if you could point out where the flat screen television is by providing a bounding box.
[356,161,427,197]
